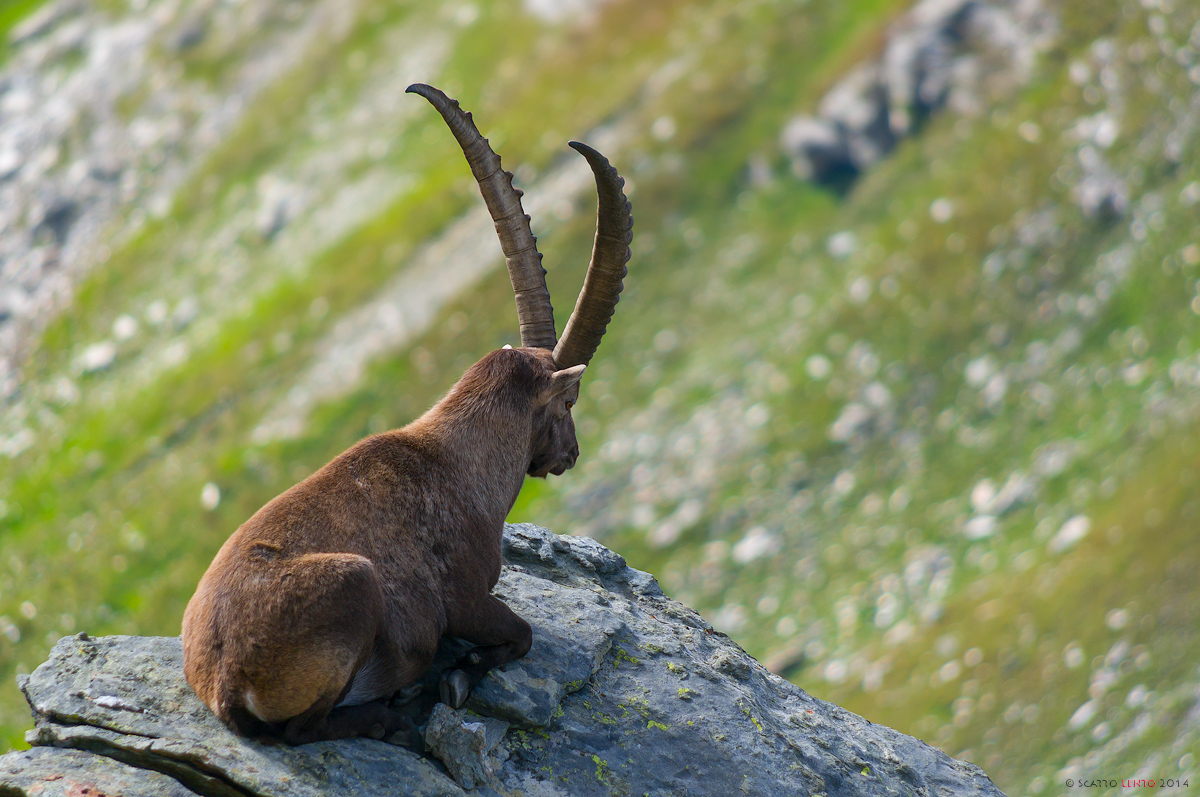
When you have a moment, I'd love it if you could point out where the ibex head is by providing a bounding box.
[407,83,632,478]
[444,346,585,478]
[527,354,585,478]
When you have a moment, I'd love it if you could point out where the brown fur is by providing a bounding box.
[182,347,584,744]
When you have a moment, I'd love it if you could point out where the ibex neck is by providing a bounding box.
[410,400,531,523]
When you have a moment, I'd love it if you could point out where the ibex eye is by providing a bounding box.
[566,400,574,410]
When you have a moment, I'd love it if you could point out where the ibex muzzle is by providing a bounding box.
[181,85,632,745]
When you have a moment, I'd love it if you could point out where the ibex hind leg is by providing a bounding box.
[236,552,386,742]
[282,695,415,745]
[441,595,533,709]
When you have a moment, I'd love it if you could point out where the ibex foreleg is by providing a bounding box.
[440,594,533,708]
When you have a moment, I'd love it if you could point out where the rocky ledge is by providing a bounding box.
[0,524,1003,796]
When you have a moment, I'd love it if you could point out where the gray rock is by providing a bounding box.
[5,524,1005,797]
[779,0,1053,188]
[19,634,461,797]
[1074,145,1128,218]
[882,0,976,135]
[779,115,855,182]
[424,704,508,790]
[819,64,895,170]
[0,746,197,796]
[168,17,209,53]
[33,197,77,243]
[465,568,625,727]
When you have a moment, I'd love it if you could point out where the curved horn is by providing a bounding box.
[552,141,633,369]
[406,83,557,349]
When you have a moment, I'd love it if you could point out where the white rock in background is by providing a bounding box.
[829,402,873,442]
[78,341,116,372]
[1067,698,1097,730]
[1074,144,1128,218]
[989,472,1036,514]
[1049,515,1091,553]
[963,515,998,540]
[826,230,857,259]
[731,526,779,564]
[0,148,21,180]
[200,482,221,511]
[965,355,996,387]
[970,479,997,513]
[111,313,138,341]
[522,0,603,24]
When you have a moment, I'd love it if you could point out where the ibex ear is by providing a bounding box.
[537,364,586,405]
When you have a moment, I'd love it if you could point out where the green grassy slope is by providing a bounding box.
[2,0,1199,793]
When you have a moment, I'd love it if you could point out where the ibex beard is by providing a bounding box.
[180,84,632,746]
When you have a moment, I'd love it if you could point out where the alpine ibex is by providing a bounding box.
[181,84,632,745]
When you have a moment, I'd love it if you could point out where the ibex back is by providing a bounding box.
[181,84,632,745]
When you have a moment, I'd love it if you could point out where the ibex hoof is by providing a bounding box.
[439,669,472,709]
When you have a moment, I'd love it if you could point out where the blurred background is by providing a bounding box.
[1,0,1198,792]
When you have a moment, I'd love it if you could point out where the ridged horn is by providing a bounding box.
[552,141,633,369]
[406,83,557,350]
